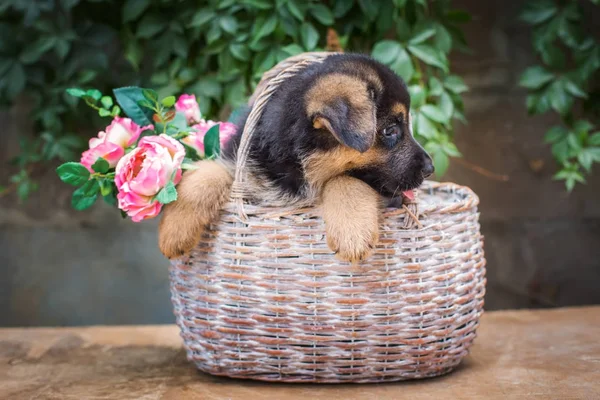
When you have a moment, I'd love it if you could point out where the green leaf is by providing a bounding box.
[161,96,176,107]
[429,77,444,96]
[433,151,449,177]
[203,124,221,159]
[111,105,121,116]
[113,86,155,126]
[421,105,448,123]
[99,108,111,117]
[137,14,165,38]
[189,77,221,99]
[142,88,158,102]
[92,157,110,173]
[544,126,568,143]
[520,0,558,25]
[434,24,452,54]
[189,9,216,28]
[98,178,113,197]
[548,80,572,116]
[408,85,426,108]
[20,37,56,64]
[372,40,402,65]
[100,96,113,109]
[86,89,102,101]
[519,66,554,89]
[230,43,250,61]
[358,0,379,21]
[56,162,90,186]
[219,15,238,34]
[409,22,436,45]
[540,44,565,69]
[72,180,99,211]
[564,80,587,98]
[588,133,600,146]
[281,43,304,57]
[333,0,353,18]
[66,88,86,98]
[310,4,334,25]
[253,14,278,42]
[573,120,594,136]
[123,0,151,22]
[182,142,201,162]
[407,44,448,72]
[155,181,177,204]
[439,91,454,119]
[415,112,438,139]
[578,149,595,172]
[389,48,414,81]
[287,0,305,21]
[300,22,319,50]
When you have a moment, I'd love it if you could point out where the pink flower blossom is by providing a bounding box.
[80,142,124,172]
[175,94,201,125]
[114,134,185,222]
[89,116,152,149]
[82,117,153,171]
[182,120,238,157]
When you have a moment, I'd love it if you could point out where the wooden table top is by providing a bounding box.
[1,306,598,400]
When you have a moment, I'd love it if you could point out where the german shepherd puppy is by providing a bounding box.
[158,53,434,262]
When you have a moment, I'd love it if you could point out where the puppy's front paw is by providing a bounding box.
[158,203,206,259]
[326,220,379,263]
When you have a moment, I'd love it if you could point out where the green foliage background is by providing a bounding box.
[0,0,598,200]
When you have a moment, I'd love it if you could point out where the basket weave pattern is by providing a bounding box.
[169,53,486,383]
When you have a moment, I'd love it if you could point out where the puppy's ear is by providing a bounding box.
[307,75,376,153]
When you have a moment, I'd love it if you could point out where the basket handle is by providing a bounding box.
[229,52,336,219]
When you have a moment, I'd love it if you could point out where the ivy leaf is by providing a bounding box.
[92,157,110,174]
[122,0,151,22]
[56,162,90,186]
[519,66,554,89]
[564,80,587,98]
[72,180,99,211]
[300,22,319,50]
[433,151,449,177]
[253,14,278,42]
[439,91,454,119]
[390,48,414,81]
[520,0,558,25]
[113,86,155,126]
[310,4,334,25]
[548,80,572,116]
[409,22,436,45]
[421,105,448,124]
[156,181,177,204]
[219,15,238,34]
[372,40,402,65]
[203,124,220,159]
[408,85,426,108]
[588,133,600,146]
[544,126,568,143]
[408,44,448,72]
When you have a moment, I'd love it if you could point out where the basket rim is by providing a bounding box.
[219,181,479,218]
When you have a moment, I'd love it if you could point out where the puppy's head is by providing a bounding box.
[304,55,434,198]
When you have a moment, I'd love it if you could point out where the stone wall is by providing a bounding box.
[1,0,599,326]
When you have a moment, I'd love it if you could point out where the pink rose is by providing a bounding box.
[89,116,152,149]
[80,142,124,171]
[182,120,238,157]
[175,94,201,124]
[115,134,185,222]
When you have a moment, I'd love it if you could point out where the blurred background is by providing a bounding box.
[1,0,599,326]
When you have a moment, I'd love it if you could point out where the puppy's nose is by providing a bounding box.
[422,159,435,178]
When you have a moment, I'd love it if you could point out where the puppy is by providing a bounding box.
[159,53,434,262]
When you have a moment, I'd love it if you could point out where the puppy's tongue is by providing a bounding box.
[402,190,415,201]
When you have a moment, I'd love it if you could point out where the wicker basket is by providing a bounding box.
[169,52,487,383]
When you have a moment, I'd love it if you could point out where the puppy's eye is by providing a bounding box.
[383,125,401,138]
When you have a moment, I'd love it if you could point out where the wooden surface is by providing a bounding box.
[1,307,598,400]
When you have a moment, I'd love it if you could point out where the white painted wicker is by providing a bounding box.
[169,52,486,383]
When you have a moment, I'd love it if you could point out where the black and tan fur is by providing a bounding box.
[159,53,434,262]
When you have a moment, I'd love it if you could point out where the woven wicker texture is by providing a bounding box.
[169,52,486,383]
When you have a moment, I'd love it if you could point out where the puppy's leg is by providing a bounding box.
[158,160,232,258]
[321,175,380,263]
